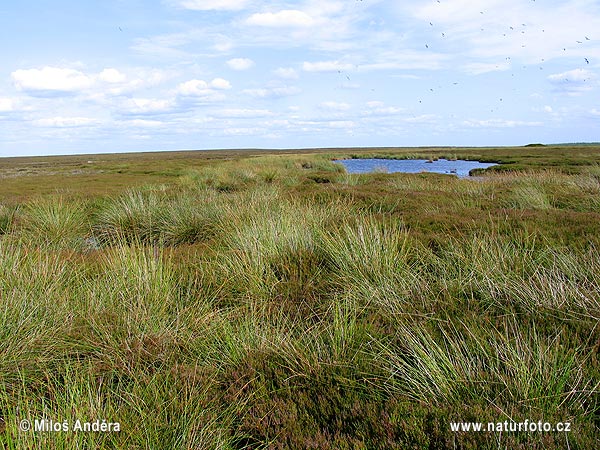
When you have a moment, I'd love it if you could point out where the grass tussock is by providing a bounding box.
[1,149,600,449]
[94,188,223,246]
[17,197,90,248]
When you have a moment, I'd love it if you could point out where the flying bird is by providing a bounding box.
[585,58,590,64]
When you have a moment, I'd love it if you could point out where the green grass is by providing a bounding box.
[0,204,17,234]
[1,145,600,448]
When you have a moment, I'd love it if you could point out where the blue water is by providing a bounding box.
[335,158,497,178]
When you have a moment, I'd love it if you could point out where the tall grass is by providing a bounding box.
[2,153,600,448]
[94,188,223,246]
[217,187,353,308]
[0,204,17,234]
[18,197,89,248]
[376,318,595,415]
[0,241,77,384]
[319,214,426,314]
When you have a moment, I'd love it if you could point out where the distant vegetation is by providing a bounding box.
[1,145,599,448]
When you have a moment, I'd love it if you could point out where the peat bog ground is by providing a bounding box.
[1,145,599,449]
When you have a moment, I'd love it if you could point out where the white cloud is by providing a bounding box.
[10,66,169,101]
[176,0,250,11]
[12,67,93,94]
[273,67,298,79]
[320,101,351,111]
[34,117,97,127]
[227,58,255,70]
[302,60,353,72]
[213,108,273,118]
[124,119,166,128]
[178,79,210,95]
[391,74,421,80]
[403,114,438,124]
[98,68,127,83]
[221,127,263,136]
[242,86,301,98]
[246,10,316,28]
[463,119,543,128]
[210,78,232,89]
[547,68,595,95]
[0,98,14,112]
[410,0,600,64]
[176,78,231,97]
[364,101,404,116]
[123,98,175,115]
[548,69,594,83]
[97,69,170,97]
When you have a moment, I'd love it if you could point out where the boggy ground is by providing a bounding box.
[0,145,599,449]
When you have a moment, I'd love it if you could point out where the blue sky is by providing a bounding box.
[1,0,599,157]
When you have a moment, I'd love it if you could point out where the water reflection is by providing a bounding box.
[335,158,497,178]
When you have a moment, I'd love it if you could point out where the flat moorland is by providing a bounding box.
[1,145,599,449]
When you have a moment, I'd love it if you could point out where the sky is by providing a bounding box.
[1,0,599,157]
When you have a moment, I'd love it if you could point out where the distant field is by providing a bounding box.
[2,144,600,200]
[1,145,599,449]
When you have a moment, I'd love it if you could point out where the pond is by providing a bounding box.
[335,158,497,178]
